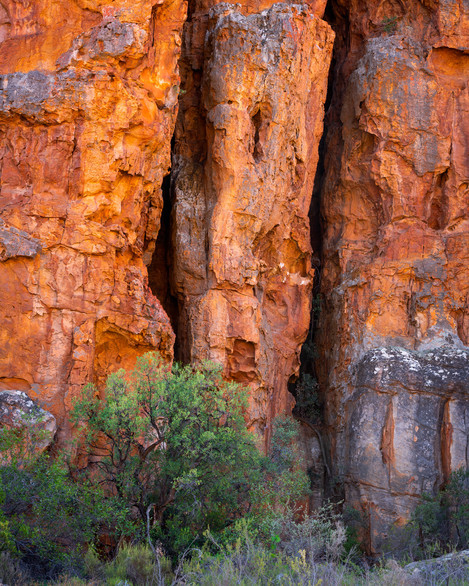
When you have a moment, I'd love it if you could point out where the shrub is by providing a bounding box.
[293,373,321,423]
[252,414,310,518]
[103,543,172,585]
[0,550,30,585]
[183,510,353,586]
[0,453,128,580]
[72,353,263,558]
[411,468,469,554]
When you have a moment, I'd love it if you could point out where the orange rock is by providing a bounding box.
[318,0,469,553]
[172,2,334,440]
[0,0,187,439]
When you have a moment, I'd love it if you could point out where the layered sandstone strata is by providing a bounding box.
[317,0,469,552]
[0,0,186,439]
[171,1,334,438]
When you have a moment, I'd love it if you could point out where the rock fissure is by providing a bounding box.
[171,0,334,440]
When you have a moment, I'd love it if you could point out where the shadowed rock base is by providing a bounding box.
[317,0,469,553]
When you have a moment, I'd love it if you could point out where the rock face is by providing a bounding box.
[0,390,57,455]
[171,0,334,437]
[317,0,469,553]
[0,0,468,556]
[0,0,186,437]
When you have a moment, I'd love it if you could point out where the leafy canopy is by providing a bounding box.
[72,353,263,552]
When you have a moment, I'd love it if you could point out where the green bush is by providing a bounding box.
[411,468,469,554]
[72,353,264,558]
[0,453,128,580]
[103,543,172,585]
[293,373,321,422]
[0,353,341,582]
[382,467,469,562]
[0,550,30,585]
[183,508,351,586]
[249,415,310,534]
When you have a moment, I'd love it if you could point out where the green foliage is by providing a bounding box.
[0,453,128,580]
[183,506,350,586]
[255,415,310,514]
[72,353,263,557]
[411,468,469,554]
[342,505,365,557]
[294,374,321,422]
[0,551,29,585]
[382,468,469,562]
[312,294,323,318]
[0,423,51,466]
[102,543,172,585]
[0,353,352,582]
[381,16,399,33]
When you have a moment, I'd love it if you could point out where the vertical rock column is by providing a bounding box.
[317,0,469,552]
[0,0,187,438]
[172,2,334,435]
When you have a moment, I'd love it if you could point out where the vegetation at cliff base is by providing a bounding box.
[2,353,469,585]
[71,353,265,558]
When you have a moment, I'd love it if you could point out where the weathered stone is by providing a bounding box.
[172,1,334,438]
[0,390,57,454]
[317,0,469,553]
[344,346,469,552]
[0,219,42,260]
[0,0,467,557]
[405,550,469,582]
[0,0,186,439]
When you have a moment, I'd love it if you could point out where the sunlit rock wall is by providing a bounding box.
[172,0,334,438]
[0,0,186,439]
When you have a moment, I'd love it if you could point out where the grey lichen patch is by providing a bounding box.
[57,20,147,69]
[0,219,42,261]
[355,345,469,397]
[0,71,53,117]
[0,390,57,453]
[0,69,87,122]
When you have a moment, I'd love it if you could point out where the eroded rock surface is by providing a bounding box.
[317,0,469,552]
[0,0,467,556]
[0,0,187,438]
[0,390,57,454]
[171,1,334,438]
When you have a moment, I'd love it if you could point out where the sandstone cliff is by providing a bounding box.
[317,0,469,552]
[0,0,187,442]
[171,0,334,439]
[0,0,468,552]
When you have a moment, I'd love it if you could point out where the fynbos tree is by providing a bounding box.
[72,353,262,553]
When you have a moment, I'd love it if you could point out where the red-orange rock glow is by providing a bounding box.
[0,0,187,440]
[171,1,334,438]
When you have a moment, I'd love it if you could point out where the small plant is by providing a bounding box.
[294,373,321,422]
[182,506,352,586]
[411,467,469,554]
[251,415,310,522]
[381,16,399,33]
[0,551,29,585]
[0,446,128,579]
[312,294,323,318]
[103,543,172,585]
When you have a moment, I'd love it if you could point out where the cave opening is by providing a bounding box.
[147,162,180,357]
